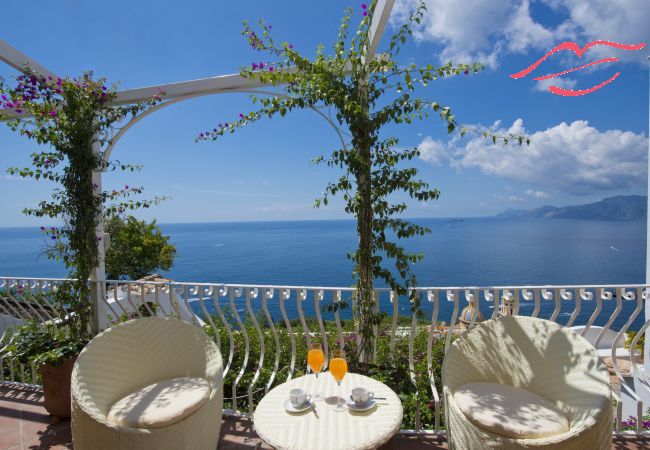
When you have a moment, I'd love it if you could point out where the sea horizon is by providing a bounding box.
[0,217,646,330]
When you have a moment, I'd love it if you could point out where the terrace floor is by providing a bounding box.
[0,385,648,450]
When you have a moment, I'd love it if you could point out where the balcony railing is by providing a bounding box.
[0,276,649,435]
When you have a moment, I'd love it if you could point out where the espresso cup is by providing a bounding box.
[350,387,374,405]
[289,388,311,407]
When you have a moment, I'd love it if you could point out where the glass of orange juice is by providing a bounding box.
[308,342,325,401]
[329,349,348,411]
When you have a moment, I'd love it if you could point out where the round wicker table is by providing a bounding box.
[253,373,403,450]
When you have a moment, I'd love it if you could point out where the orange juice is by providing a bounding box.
[308,348,325,373]
[329,357,348,382]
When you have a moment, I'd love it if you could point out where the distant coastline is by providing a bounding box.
[495,195,647,221]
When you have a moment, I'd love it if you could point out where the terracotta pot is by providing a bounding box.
[40,357,76,418]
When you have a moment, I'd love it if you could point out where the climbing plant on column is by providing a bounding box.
[199,1,529,359]
[0,71,164,341]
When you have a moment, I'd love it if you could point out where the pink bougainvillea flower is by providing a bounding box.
[362,3,367,9]
[49,110,57,117]
[363,11,367,16]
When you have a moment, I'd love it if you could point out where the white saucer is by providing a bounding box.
[346,399,377,412]
[284,398,312,413]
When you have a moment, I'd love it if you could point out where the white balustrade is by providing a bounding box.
[1,276,649,435]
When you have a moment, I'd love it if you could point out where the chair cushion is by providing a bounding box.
[453,382,569,439]
[107,377,210,429]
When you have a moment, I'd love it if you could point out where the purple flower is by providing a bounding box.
[51,236,56,240]
[362,3,367,9]
[289,44,294,49]
[239,113,245,119]
[252,63,258,70]
[259,62,264,69]
[56,79,62,86]
[49,110,57,117]
[269,66,274,72]
[362,10,367,16]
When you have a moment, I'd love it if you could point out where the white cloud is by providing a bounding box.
[533,77,577,93]
[525,189,550,199]
[418,119,648,195]
[418,136,451,166]
[391,0,552,67]
[392,0,650,67]
[543,0,650,63]
[508,195,525,202]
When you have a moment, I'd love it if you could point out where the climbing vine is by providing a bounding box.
[0,70,164,339]
[200,0,529,358]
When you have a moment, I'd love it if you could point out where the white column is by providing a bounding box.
[645,57,650,369]
[89,138,106,334]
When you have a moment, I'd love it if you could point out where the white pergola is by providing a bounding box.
[0,0,396,328]
[2,2,649,336]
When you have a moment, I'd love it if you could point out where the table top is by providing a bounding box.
[253,372,403,450]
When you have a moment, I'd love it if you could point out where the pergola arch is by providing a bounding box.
[0,0,396,331]
[101,88,349,167]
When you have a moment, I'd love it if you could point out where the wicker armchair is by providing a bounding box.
[442,316,612,449]
[71,317,223,450]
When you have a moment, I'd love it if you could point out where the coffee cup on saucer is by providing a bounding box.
[350,387,374,406]
[289,388,311,408]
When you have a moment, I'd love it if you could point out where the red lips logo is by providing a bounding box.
[510,41,646,96]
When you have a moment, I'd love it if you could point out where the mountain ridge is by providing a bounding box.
[496,195,647,220]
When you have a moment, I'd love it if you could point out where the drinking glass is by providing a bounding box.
[307,342,325,401]
[329,349,348,412]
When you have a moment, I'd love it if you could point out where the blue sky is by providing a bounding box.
[0,0,648,226]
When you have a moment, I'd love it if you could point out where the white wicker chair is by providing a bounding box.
[442,316,612,450]
[71,317,223,450]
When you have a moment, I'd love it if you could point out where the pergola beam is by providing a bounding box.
[0,39,58,80]
[367,0,395,63]
[112,71,287,105]
[113,0,396,106]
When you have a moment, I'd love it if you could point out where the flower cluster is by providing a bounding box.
[40,226,61,241]
[244,26,264,51]
[362,3,368,16]
[197,112,253,141]
[621,415,650,431]
[250,61,276,72]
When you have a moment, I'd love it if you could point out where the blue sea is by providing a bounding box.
[0,218,647,330]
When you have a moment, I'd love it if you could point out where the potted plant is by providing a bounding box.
[5,319,87,418]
